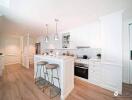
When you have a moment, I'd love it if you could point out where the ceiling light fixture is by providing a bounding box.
[54,19,59,40]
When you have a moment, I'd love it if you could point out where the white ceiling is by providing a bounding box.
[0,0,132,35]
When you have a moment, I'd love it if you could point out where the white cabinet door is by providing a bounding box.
[89,61,122,94]
[89,61,102,85]
[100,11,122,65]
[101,63,122,93]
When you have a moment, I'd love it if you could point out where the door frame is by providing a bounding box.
[128,20,132,84]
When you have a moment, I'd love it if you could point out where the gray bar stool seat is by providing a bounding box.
[37,61,48,65]
[45,64,58,69]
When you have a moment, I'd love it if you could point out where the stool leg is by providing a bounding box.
[43,65,46,79]
[42,65,46,92]
[46,68,50,82]
[56,68,60,89]
[51,69,54,85]
[35,65,39,84]
[50,69,55,98]
[40,65,42,78]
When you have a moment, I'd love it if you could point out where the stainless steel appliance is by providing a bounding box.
[74,63,88,79]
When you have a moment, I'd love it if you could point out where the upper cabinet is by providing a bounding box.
[100,11,123,65]
[69,21,101,49]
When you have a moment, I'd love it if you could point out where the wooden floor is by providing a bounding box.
[0,64,132,100]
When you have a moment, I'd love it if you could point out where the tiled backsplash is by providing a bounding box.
[76,48,101,58]
[43,48,101,58]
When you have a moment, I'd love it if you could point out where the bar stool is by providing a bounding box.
[35,61,48,86]
[45,64,61,98]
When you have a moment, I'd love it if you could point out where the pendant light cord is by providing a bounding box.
[46,24,48,35]
[56,22,57,34]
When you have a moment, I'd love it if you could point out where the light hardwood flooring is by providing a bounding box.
[0,64,132,100]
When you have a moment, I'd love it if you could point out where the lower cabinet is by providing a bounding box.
[89,61,103,86]
[101,64,122,94]
[89,61,122,94]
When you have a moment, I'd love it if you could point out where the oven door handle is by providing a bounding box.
[75,66,88,69]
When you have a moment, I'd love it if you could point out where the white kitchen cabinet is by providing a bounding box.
[101,63,122,94]
[100,11,122,65]
[89,61,103,86]
[98,11,123,94]
[89,61,122,94]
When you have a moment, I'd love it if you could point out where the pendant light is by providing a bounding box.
[45,24,49,42]
[54,19,59,40]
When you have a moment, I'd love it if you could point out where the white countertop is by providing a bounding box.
[35,54,75,60]
[75,57,101,64]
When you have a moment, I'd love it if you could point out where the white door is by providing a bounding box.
[129,23,132,84]
[4,36,21,65]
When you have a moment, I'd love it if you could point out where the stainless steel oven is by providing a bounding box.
[74,63,88,79]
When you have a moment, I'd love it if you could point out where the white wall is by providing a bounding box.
[0,0,10,8]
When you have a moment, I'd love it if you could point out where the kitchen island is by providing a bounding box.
[34,55,74,100]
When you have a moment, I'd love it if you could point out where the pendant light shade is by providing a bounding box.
[45,24,49,42]
[54,19,59,40]
[45,35,48,42]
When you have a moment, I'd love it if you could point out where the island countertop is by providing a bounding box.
[34,55,75,100]
[34,54,75,60]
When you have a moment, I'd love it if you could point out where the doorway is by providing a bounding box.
[129,23,132,84]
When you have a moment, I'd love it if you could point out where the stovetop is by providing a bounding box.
[75,58,89,64]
